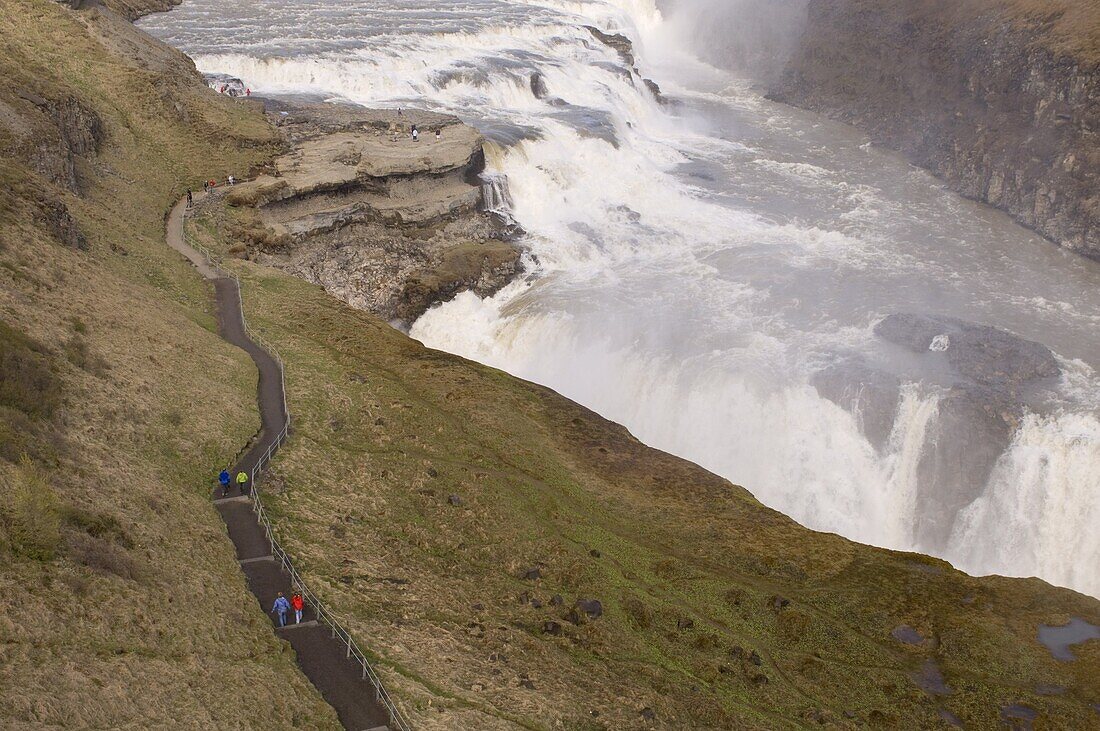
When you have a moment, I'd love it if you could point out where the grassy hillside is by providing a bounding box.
[188,202,1100,729]
[0,0,338,727]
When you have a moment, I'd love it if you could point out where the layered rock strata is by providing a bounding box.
[771,0,1099,258]
[226,102,522,325]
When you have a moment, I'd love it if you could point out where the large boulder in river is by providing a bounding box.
[813,314,1061,551]
[873,313,1058,549]
[874,313,1059,394]
[811,357,901,452]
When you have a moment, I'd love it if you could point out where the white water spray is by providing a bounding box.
[141,0,1100,597]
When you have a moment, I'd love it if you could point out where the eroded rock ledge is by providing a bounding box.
[226,101,522,325]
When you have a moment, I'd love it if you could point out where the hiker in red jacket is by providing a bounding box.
[291,592,305,624]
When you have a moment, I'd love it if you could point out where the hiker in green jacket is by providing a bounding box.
[236,470,249,496]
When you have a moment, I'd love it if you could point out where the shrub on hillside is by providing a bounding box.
[2,457,62,561]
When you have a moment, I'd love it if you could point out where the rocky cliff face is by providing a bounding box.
[223,101,522,326]
[770,0,1099,259]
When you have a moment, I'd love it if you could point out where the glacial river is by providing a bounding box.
[141,0,1100,597]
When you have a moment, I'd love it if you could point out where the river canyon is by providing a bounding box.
[140,0,1100,598]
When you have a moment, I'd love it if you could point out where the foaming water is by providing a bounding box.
[142,0,1100,597]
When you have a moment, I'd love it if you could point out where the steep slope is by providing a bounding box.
[0,1,338,726]
[190,193,1100,730]
[771,0,1100,259]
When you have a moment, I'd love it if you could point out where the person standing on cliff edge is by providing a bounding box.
[412,124,419,142]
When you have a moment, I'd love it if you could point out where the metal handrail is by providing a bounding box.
[182,206,412,731]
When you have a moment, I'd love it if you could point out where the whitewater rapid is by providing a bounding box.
[141,0,1100,597]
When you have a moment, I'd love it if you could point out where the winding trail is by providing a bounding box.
[167,197,392,731]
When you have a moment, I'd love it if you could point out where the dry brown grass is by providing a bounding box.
[859,0,1100,63]
[0,0,339,727]
[187,201,1100,730]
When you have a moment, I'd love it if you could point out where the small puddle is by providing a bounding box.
[1037,617,1100,661]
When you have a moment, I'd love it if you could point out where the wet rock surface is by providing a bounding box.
[874,313,1060,393]
[813,312,1063,549]
[770,0,1100,258]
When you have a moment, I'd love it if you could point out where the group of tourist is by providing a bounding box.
[271,592,306,627]
[218,467,251,496]
[216,466,306,627]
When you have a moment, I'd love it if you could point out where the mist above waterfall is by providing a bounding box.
[142,0,1100,598]
[656,0,809,80]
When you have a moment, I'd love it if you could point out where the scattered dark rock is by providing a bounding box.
[724,588,744,607]
[729,646,744,659]
[426,467,438,478]
[911,659,951,696]
[416,489,435,497]
[589,549,601,558]
[530,72,550,99]
[374,417,385,426]
[640,707,656,721]
[575,598,603,620]
[519,591,532,605]
[530,598,543,609]
[37,198,88,251]
[751,673,769,686]
[447,494,462,506]
[676,617,694,631]
[523,567,542,581]
[937,709,963,727]
[541,620,562,636]
[471,603,484,611]
[1000,704,1038,728]
[843,710,857,720]
[770,595,791,612]
[550,594,563,606]
[717,664,732,674]
[519,678,536,690]
[749,650,763,666]
[890,625,925,646]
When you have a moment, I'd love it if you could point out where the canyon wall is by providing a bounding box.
[770,0,1099,259]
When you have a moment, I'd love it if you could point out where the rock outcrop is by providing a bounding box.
[814,313,1061,548]
[771,0,1100,258]
[225,102,522,325]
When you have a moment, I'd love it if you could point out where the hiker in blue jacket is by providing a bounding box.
[218,468,231,496]
[271,592,291,627]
